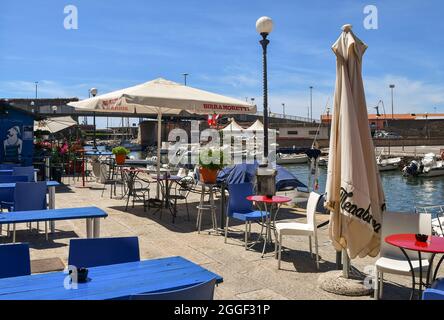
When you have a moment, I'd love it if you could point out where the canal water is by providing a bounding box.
[284,164,444,212]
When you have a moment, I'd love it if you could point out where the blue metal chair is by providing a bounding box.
[224,183,269,250]
[68,237,140,268]
[129,278,216,300]
[423,279,444,300]
[0,176,28,212]
[12,166,35,182]
[9,182,48,242]
[0,243,31,279]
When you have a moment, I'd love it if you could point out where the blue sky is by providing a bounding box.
[1,0,443,128]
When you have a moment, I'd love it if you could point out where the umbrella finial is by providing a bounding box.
[342,24,352,32]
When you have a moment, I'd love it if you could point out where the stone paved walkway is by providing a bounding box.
[1,175,436,300]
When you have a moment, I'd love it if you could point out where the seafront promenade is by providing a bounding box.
[3,177,437,300]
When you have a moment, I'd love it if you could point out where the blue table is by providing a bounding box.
[0,256,223,300]
[0,206,107,242]
[0,181,60,232]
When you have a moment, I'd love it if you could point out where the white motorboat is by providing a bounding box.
[403,153,444,177]
[318,156,328,167]
[377,156,402,172]
[276,153,309,165]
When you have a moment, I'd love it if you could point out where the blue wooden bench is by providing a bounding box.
[0,206,107,243]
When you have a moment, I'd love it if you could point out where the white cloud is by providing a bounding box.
[364,75,444,114]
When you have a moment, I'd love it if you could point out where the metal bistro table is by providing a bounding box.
[385,234,444,300]
[247,195,292,257]
[151,174,181,222]
[0,256,222,300]
[0,180,60,233]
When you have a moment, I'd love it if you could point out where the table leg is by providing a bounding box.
[93,218,100,238]
[433,255,444,282]
[48,186,56,233]
[399,247,417,300]
[86,218,93,238]
[418,251,423,295]
[261,203,270,258]
[426,253,436,288]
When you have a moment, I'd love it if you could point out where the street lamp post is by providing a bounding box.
[389,84,395,120]
[256,16,273,159]
[182,73,189,86]
[282,103,285,119]
[89,88,98,150]
[309,86,313,122]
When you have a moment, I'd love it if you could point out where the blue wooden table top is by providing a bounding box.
[0,256,223,300]
[0,206,107,224]
[0,181,60,188]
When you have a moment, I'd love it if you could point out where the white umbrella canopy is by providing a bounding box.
[68,78,256,198]
[325,25,385,259]
[68,78,256,115]
[34,116,77,133]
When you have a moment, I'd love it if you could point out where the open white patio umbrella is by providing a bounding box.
[34,116,77,133]
[325,25,385,262]
[68,78,256,196]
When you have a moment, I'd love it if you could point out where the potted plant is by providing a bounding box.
[112,146,130,165]
[198,148,225,184]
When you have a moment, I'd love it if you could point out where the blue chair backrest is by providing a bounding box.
[0,176,28,207]
[68,237,140,268]
[14,182,47,211]
[0,164,21,170]
[227,183,254,217]
[12,166,35,182]
[0,243,31,279]
[0,175,28,183]
[130,278,216,300]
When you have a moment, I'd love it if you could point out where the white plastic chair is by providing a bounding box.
[374,212,432,299]
[275,192,321,270]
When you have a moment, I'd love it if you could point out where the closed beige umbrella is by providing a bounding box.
[325,25,385,260]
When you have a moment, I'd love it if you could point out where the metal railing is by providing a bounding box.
[256,112,321,124]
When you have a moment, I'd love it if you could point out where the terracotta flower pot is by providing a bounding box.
[115,154,126,165]
[199,167,219,184]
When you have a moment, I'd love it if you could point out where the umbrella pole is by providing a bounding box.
[342,249,350,278]
[156,113,162,199]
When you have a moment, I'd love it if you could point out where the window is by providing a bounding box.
[309,131,318,135]
[287,130,298,135]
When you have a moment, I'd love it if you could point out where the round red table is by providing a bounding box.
[385,234,444,299]
[247,195,292,257]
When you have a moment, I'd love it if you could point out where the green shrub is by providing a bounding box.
[112,146,130,155]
